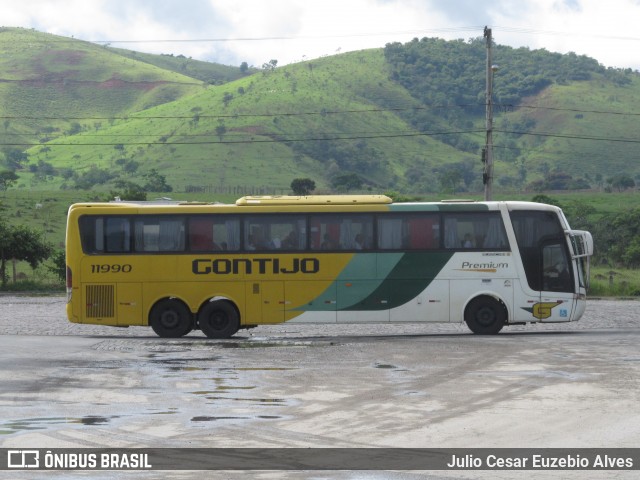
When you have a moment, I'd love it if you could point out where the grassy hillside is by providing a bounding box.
[107,47,256,85]
[494,76,640,185]
[0,27,206,149]
[19,48,469,193]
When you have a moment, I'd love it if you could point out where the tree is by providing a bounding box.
[240,62,249,74]
[110,180,147,201]
[331,173,363,192]
[608,174,635,192]
[261,59,278,72]
[2,148,28,169]
[73,166,114,190]
[0,170,19,191]
[290,178,316,195]
[215,123,227,141]
[0,220,53,288]
[143,169,172,193]
[47,250,66,283]
[438,168,463,194]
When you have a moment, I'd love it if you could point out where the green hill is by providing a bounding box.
[0,28,206,149]
[1,29,639,196]
[107,47,255,85]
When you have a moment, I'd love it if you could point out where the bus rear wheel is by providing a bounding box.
[149,299,193,338]
[198,301,240,339]
[464,296,506,335]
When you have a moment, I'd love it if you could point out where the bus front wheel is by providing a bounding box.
[198,301,240,339]
[149,299,193,338]
[464,296,506,335]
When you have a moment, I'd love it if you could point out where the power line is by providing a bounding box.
[496,129,640,144]
[15,25,639,45]
[0,129,485,147]
[493,26,640,43]
[509,103,640,117]
[2,101,640,122]
[2,127,639,148]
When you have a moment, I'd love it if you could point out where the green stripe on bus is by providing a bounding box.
[296,252,454,312]
[295,253,402,311]
[341,252,454,311]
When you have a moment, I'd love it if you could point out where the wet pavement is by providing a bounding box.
[0,296,639,479]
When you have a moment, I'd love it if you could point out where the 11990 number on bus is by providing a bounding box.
[90,264,133,273]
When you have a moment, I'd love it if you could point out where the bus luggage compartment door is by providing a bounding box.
[117,283,143,325]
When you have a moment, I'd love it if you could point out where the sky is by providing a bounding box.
[1,0,639,70]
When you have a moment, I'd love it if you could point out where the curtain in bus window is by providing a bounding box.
[105,218,130,253]
[158,219,185,251]
[409,217,439,249]
[340,216,373,250]
[189,218,214,251]
[483,216,508,249]
[378,218,403,249]
[282,218,306,250]
[362,220,373,249]
[339,219,354,249]
[224,220,240,251]
[327,223,340,249]
[444,217,459,249]
[94,218,104,252]
[310,219,322,249]
[513,217,538,247]
[134,221,146,250]
[309,217,340,250]
[296,223,306,250]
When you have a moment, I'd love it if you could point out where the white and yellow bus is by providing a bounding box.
[65,195,593,338]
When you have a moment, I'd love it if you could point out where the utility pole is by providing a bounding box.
[483,26,495,201]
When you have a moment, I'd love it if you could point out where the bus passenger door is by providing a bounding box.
[117,283,143,325]
[537,241,576,322]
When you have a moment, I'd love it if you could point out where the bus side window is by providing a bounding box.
[339,215,373,250]
[105,217,130,253]
[310,214,372,251]
[443,212,508,250]
[189,218,216,251]
[244,215,305,251]
[134,217,185,252]
[379,214,440,250]
[79,216,101,253]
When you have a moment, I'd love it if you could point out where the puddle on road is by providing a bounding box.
[231,367,297,371]
[374,363,397,369]
[142,339,321,350]
[191,415,282,422]
[1,416,115,435]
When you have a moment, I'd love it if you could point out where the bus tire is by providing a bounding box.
[198,301,240,339]
[464,296,506,335]
[149,299,193,338]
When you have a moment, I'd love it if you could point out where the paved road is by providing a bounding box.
[0,296,639,480]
